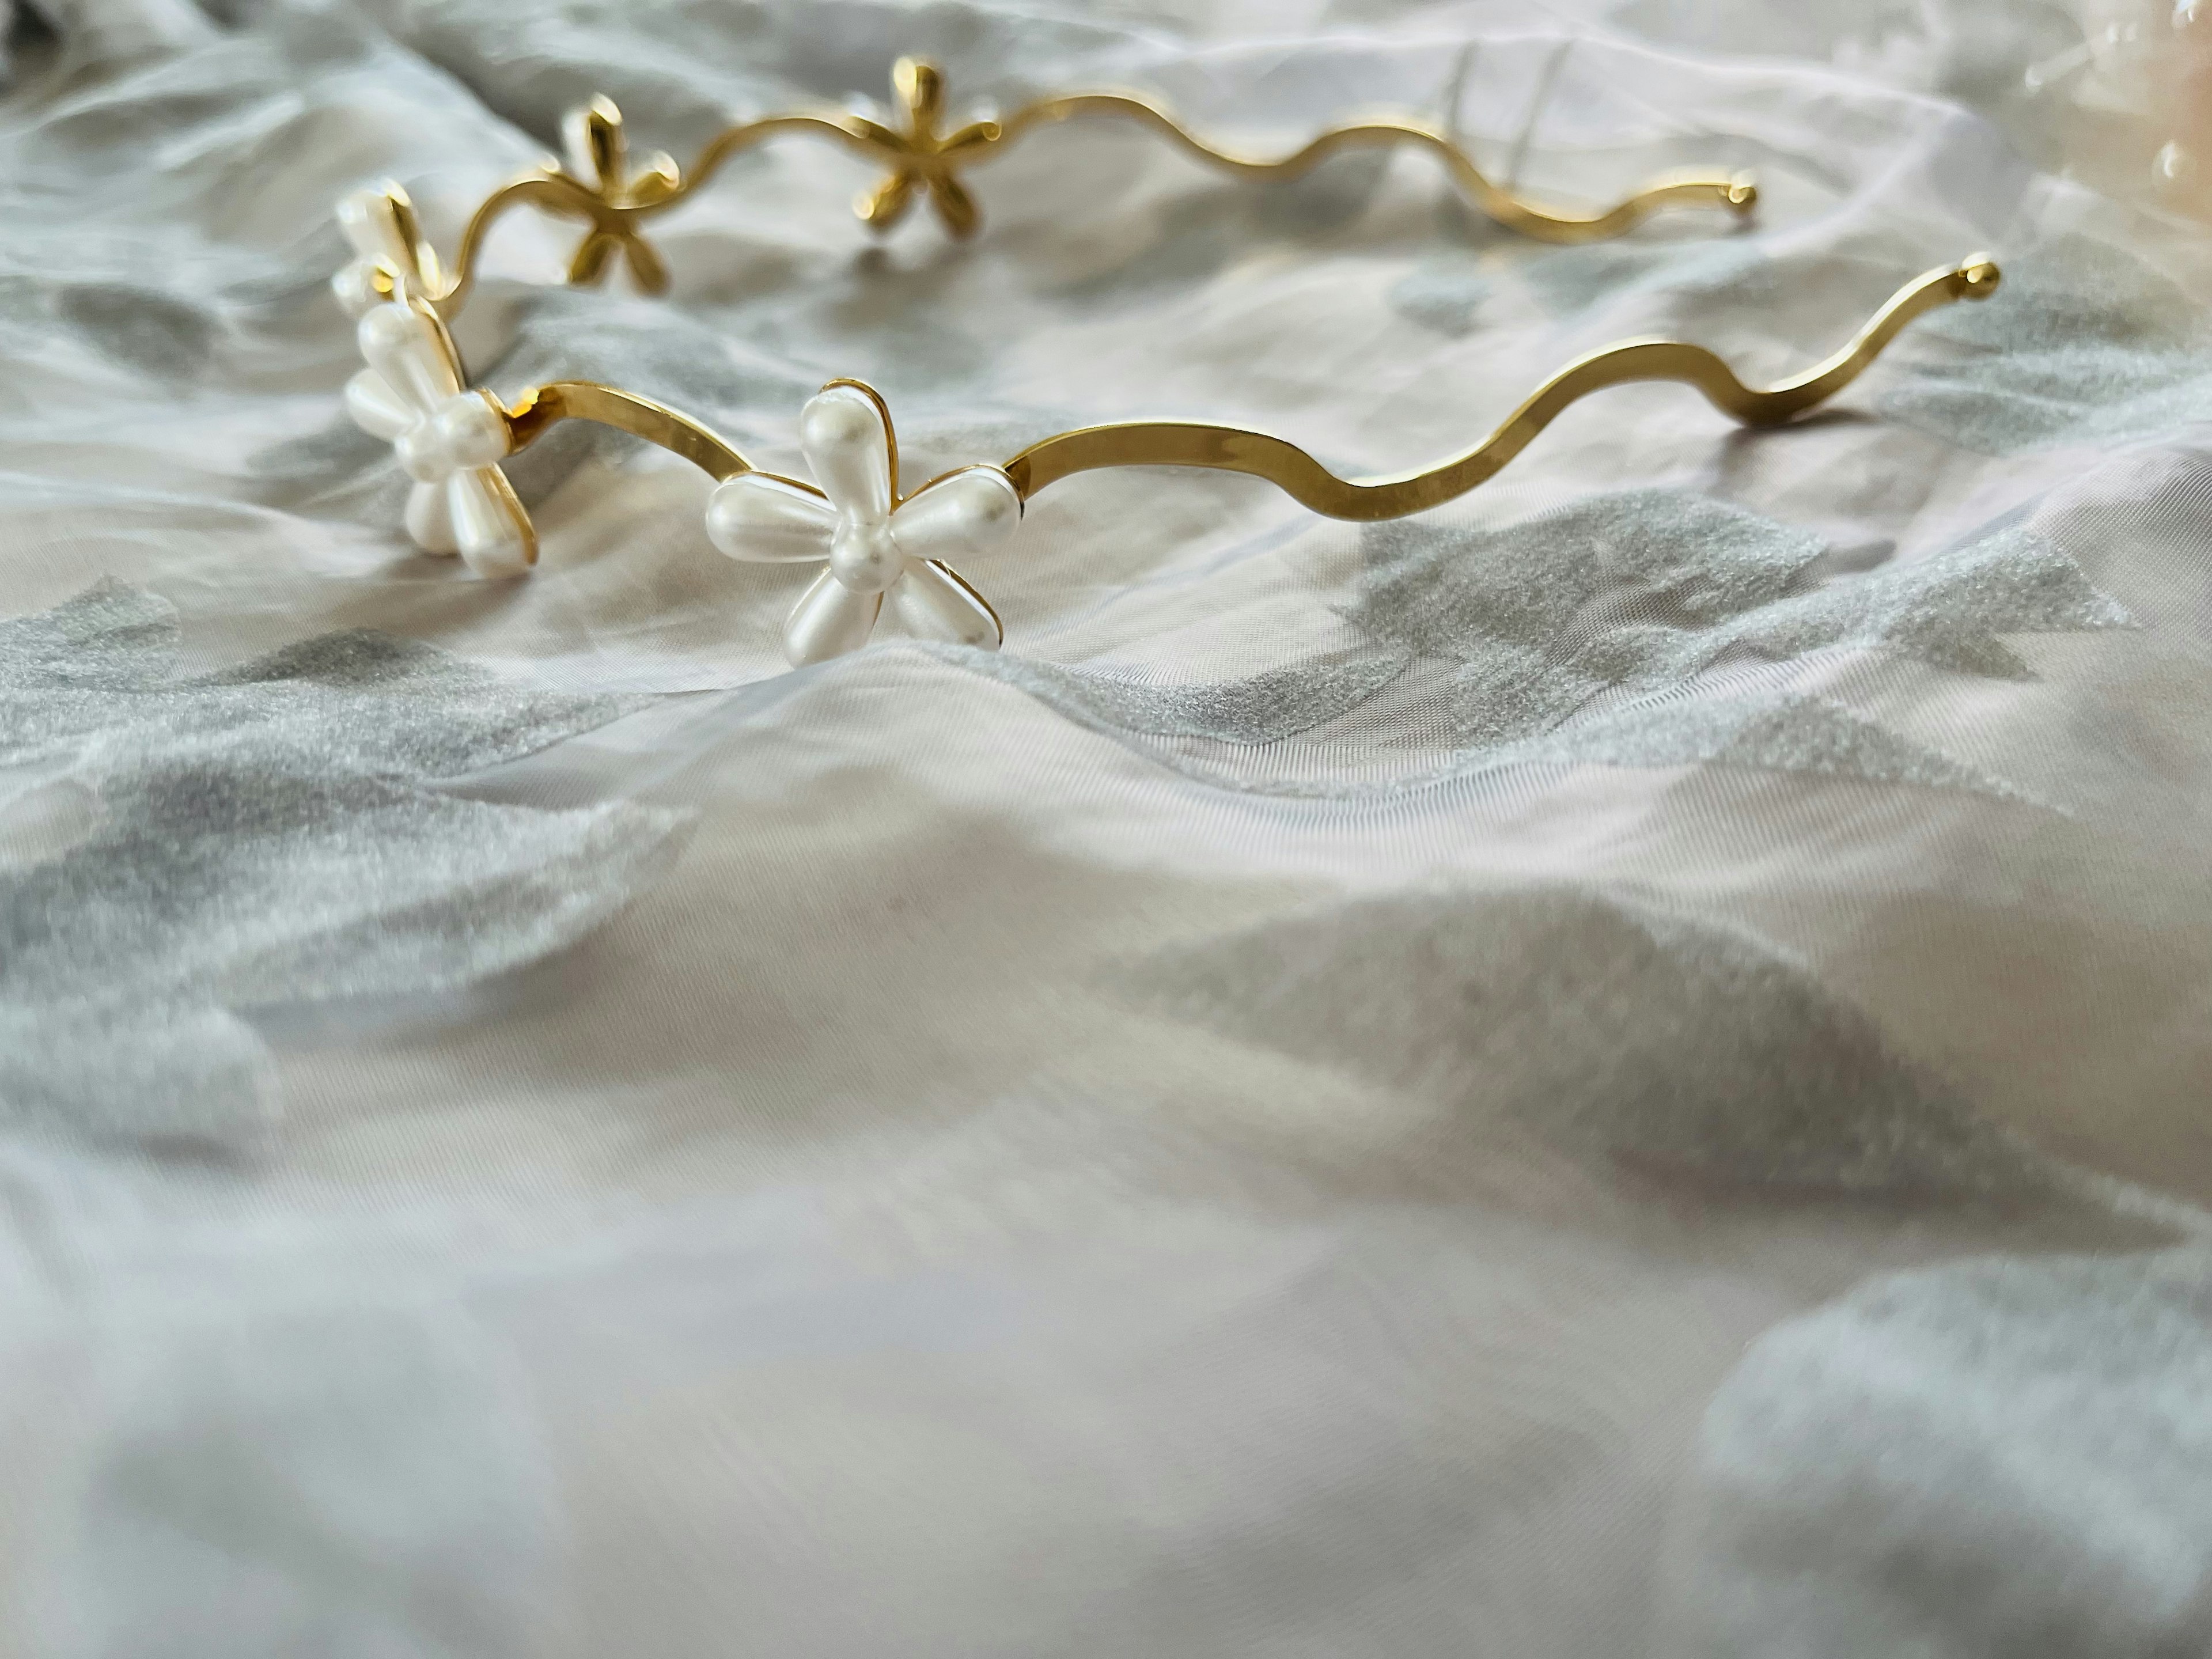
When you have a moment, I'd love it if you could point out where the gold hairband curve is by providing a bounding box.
[336,248,1999,667]
[330,55,1759,321]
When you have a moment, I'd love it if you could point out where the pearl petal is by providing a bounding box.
[430,392,511,470]
[703,474,837,562]
[357,302,459,413]
[331,260,389,319]
[783,567,881,666]
[336,186,414,268]
[344,368,415,441]
[404,479,459,554]
[889,560,1002,649]
[888,466,1021,566]
[395,421,449,483]
[799,386,892,524]
[449,470,536,578]
[828,519,903,594]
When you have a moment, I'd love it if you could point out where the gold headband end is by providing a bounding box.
[1952,255,2002,300]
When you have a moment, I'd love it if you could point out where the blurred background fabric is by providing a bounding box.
[3,1,2212,1654]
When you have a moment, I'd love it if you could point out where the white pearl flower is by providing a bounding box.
[343,299,536,578]
[704,384,1020,666]
[330,184,438,319]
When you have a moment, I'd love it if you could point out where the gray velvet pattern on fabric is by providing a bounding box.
[1506,691,2032,800]
[1360,488,1825,747]
[1359,494,2131,738]
[911,493,2126,806]
[1135,884,2069,1200]
[0,581,688,1141]
[14,3,2212,1652]
[932,643,1414,745]
[1349,490,2130,792]
[1678,1250,2212,1657]
[1885,233,2212,453]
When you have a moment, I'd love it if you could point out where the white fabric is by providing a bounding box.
[5,0,2212,1653]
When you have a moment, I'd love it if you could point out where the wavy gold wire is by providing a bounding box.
[411,56,1756,319]
[499,256,1999,524]
[990,93,1755,245]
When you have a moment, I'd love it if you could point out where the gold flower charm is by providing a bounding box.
[850,58,1002,238]
[554,96,681,292]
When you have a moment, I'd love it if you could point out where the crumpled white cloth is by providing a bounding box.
[4,0,2212,1654]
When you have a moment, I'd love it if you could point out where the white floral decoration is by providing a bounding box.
[330,184,437,319]
[343,300,536,578]
[704,384,1020,666]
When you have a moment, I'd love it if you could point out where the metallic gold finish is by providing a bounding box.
[989,93,1757,246]
[556,96,681,290]
[1004,257,2000,517]
[413,57,1757,319]
[793,379,1009,647]
[502,374,1011,645]
[497,257,1998,532]
[502,381,752,480]
[851,58,1002,236]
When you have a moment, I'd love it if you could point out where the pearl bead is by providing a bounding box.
[331,262,387,319]
[702,386,1019,662]
[829,518,903,593]
[393,395,509,481]
[394,421,450,482]
[430,392,511,469]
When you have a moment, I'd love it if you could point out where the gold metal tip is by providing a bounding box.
[578,96,626,185]
[1726,171,1759,210]
[1955,255,2002,297]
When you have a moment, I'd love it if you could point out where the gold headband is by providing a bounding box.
[327,57,1995,666]
[330,56,1760,321]
[337,249,1999,665]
